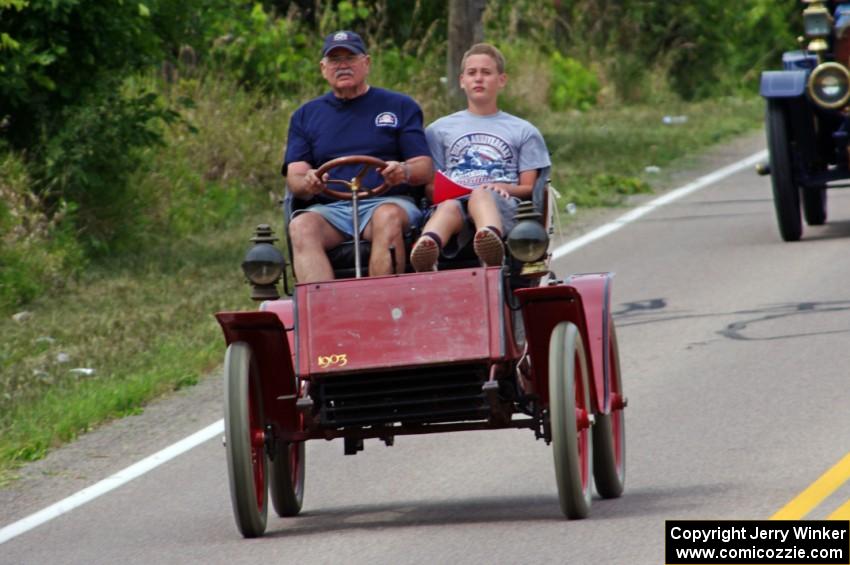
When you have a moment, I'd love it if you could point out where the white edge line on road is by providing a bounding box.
[0,147,770,545]
[551,150,768,260]
[0,419,224,544]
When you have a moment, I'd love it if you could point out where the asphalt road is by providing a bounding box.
[2,132,850,565]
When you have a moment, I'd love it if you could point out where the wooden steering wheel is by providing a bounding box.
[315,155,390,200]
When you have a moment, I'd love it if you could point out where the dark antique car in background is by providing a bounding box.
[760,0,850,240]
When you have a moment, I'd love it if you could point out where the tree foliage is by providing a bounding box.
[0,0,810,310]
[0,0,165,148]
[552,0,801,99]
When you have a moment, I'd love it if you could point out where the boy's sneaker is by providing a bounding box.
[473,226,505,267]
[410,235,440,272]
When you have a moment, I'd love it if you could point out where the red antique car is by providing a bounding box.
[216,156,627,537]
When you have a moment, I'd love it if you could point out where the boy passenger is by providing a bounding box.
[410,43,551,272]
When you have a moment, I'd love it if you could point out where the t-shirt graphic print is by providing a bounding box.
[445,132,517,187]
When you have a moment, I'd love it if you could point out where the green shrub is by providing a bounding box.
[485,0,557,46]
[36,80,181,255]
[369,44,449,120]
[0,0,162,149]
[0,150,84,312]
[552,0,800,101]
[317,0,370,33]
[207,3,322,97]
[129,75,290,238]
[549,52,600,112]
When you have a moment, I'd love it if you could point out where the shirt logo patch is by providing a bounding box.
[446,132,517,185]
[375,112,399,128]
[333,32,348,41]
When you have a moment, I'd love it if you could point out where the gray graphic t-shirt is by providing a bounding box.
[425,110,551,187]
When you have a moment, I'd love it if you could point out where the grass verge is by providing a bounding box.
[0,90,765,485]
[0,214,263,485]
[538,96,764,215]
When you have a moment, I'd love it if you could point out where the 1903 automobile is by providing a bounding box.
[215,156,628,537]
[760,0,850,241]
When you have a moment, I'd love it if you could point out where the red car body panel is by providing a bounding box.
[515,273,614,414]
[215,269,613,436]
[294,268,507,377]
[215,306,298,434]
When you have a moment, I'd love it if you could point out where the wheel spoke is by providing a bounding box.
[325,178,352,189]
[354,163,371,184]
[315,155,389,200]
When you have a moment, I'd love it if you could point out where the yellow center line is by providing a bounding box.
[827,497,850,520]
[771,452,850,520]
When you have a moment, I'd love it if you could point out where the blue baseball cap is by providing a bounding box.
[321,30,367,57]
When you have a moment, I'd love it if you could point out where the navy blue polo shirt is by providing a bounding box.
[282,87,430,202]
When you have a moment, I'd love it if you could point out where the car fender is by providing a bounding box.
[216,304,299,434]
[515,273,615,415]
[760,70,808,99]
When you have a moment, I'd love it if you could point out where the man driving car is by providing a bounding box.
[283,30,433,282]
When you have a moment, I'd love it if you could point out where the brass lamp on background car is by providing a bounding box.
[803,0,833,58]
[803,1,850,110]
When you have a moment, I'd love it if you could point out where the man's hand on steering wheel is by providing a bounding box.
[315,155,392,200]
[379,160,409,187]
[302,168,330,197]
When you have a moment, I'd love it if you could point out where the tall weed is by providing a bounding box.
[553,0,800,100]
[207,3,323,98]
[0,150,84,312]
[133,74,292,238]
[37,80,181,255]
[540,96,763,210]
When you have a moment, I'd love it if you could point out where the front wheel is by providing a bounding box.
[548,321,593,519]
[224,342,268,538]
[270,440,305,517]
[802,186,827,226]
[766,100,802,241]
[593,320,626,498]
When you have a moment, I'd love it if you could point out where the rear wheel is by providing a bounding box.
[802,186,827,226]
[548,322,593,519]
[224,342,268,538]
[593,320,626,498]
[766,100,802,241]
[270,440,305,517]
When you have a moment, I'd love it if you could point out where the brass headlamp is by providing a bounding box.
[808,62,850,109]
[803,0,833,55]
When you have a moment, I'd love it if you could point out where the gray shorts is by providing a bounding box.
[436,193,519,258]
[292,196,423,239]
